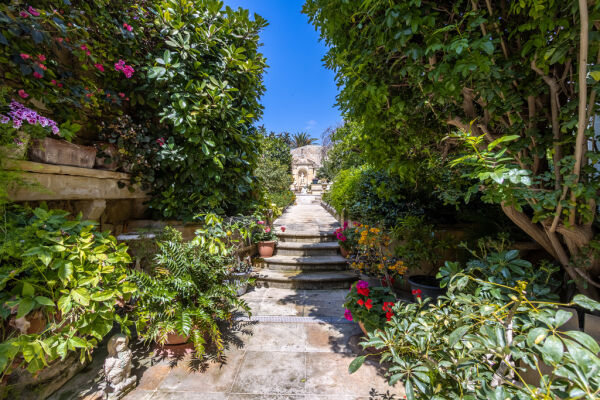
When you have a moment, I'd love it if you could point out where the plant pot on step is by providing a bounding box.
[340,246,349,258]
[30,137,97,168]
[230,272,251,296]
[165,332,189,345]
[408,275,446,301]
[258,241,276,258]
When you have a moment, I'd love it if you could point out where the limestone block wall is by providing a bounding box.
[2,159,149,234]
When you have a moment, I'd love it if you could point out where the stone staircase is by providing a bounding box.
[256,199,357,289]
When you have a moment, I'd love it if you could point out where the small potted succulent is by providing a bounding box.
[343,280,396,335]
[252,219,278,258]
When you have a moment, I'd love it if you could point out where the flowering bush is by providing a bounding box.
[334,221,358,254]
[350,250,600,399]
[343,280,396,332]
[349,224,407,282]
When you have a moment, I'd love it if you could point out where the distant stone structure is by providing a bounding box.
[291,145,326,192]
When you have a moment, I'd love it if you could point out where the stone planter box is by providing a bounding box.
[30,137,97,168]
[0,132,30,160]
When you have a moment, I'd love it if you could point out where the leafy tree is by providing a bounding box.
[318,121,365,181]
[304,0,600,296]
[255,129,294,208]
[291,132,318,148]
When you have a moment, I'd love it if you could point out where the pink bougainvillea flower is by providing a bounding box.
[28,6,40,16]
[257,220,264,225]
[80,44,88,51]
[19,10,29,18]
[156,137,166,147]
[38,63,47,70]
[125,97,129,101]
[38,54,46,61]
[50,79,57,85]
[18,89,29,98]
[344,309,353,321]
[20,53,30,60]
[118,92,125,98]
[57,83,63,87]
[94,63,105,72]
[57,37,64,43]
[33,71,42,79]
[123,23,133,32]
[343,220,349,230]
[265,227,271,233]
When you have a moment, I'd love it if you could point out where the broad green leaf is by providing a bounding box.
[448,325,470,347]
[348,355,366,374]
[57,295,72,314]
[35,296,55,307]
[22,282,35,297]
[71,288,90,306]
[572,295,600,311]
[58,262,74,282]
[564,331,600,354]
[527,327,548,346]
[91,290,115,302]
[17,298,35,318]
[541,335,563,364]
[554,309,572,327]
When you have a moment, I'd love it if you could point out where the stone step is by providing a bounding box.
[276,231,336,243]
[264,255,348,271]
[275,241,340,257]
[255,270,357,289]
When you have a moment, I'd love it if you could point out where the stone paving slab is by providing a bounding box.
[116,288,404,399]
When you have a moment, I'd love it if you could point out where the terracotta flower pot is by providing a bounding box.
[358,321,369,337]
[30,137,97,168]
[340,246,349,258]
[258,241,276,258]
[165,332,189,345]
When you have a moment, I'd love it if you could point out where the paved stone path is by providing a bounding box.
[52,198,404,399]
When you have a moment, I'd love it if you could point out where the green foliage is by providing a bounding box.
[303,0,600,292]
[0,206,134,375]
[138,1,268,219]
[353,250,600,399]
[255,130,294,209]
[131,224,250,359]
[1,0,268,221]
[318,122,365,181]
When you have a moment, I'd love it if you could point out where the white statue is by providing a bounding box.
[299,171,306,186]
[103,334,136,400]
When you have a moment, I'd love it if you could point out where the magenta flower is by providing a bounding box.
[18,90,28,98]
[343,220,348,230]
[114,59,134,78]
[118,92,125,98]
[20,53,30,60]
[265,227,271,233]
[94,63,105,72]
[356,280,369,290]
[28,6,39,16]
[344,309,353,321]
[156,137,166,147]
[19,11,29,18]
[5,100,59,134]
[33,71,42,79]
[38,54,46,62]
[123,23,133,32]
[257,220,264,225]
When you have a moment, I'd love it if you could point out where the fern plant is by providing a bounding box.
[130,226,250,358]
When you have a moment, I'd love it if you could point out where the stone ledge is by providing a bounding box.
[3,160,148,201]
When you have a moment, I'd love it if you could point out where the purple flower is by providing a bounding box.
[344,309,353,321]
[51,125,59,135]
[0,115,9,124]
[356,280,369,290]
[13,120,22,129]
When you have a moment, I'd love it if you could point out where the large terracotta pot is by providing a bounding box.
[30,137,97,168]
[258,241,276,258]
[165,332,189,345]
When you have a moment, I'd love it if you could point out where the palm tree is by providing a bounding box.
[291,132,318,148]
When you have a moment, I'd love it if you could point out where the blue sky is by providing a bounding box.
[225,0,342,142]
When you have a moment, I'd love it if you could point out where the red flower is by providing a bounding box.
[365,298,373,310]
[20,53,30,60]
[281,227,286,232]
[18,89,28,98]
[356,287,370,297]
[38,54,46,62]
[385,311,394,321]
[33,71,42,79]
[357,299,364,306]
[156,137,166,147]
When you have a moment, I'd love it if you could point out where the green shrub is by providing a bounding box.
[0,206,135,374]
[351,249,600,399]
[130,222,250,358]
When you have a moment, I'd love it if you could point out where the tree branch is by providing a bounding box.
[500,203,557,259]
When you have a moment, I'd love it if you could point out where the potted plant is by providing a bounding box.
[343,280,396,335]
[130,226,250,355]
[252,219,278,258]
[334,221,357,257]
[228,257,254,296]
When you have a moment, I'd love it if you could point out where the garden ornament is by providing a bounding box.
[103,334,136,400]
